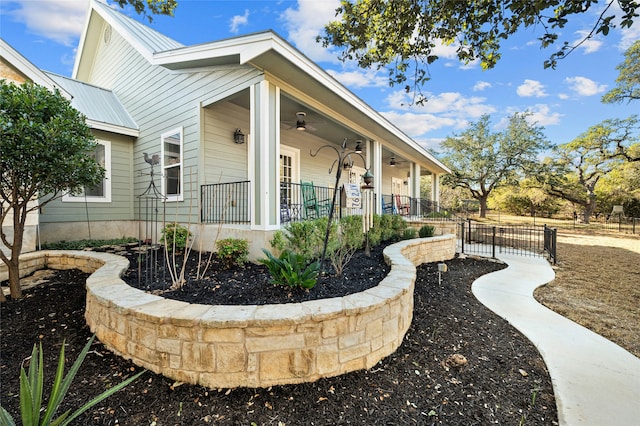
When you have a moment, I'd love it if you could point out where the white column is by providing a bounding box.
[431,173,440,208]
[250,81,280,229]
[371,140,382,215]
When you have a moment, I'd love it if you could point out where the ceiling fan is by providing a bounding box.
[282,111,318,132]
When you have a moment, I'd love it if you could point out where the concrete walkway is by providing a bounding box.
[470,252,640,426]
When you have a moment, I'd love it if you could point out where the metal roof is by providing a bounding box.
[92,0,184,55]
[46,72,138,136]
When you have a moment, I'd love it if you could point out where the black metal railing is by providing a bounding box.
[201,181,250,224]
[201,181,462,225]
[457,220,557,264]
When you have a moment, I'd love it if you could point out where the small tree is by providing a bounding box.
[0,81,104,301]
[602,40,640,105]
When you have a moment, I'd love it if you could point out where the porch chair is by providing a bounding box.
[381,195,394,214]
[301,181,331,219]
[395,194,410,216]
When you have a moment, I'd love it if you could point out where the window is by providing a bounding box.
[63,140,111,203]
[161,127,183,201]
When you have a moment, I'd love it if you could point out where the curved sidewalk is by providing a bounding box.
[470,252,640,426]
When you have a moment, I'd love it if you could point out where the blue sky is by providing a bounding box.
[1,0,638,152]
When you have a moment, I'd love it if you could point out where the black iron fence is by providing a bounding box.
[201,181,251,224]
[201,180,456,225]
[458,220,557,264]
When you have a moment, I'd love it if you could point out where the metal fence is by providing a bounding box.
[457,220,557,264]
[201,181,251,224]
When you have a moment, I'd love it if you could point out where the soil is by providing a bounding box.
[1,247,558,425]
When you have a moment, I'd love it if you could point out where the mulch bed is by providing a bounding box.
[1,246,557,425]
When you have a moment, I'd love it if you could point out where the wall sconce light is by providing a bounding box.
[355,140,363,153]
[233,128,245,144]
[389,156,396,167]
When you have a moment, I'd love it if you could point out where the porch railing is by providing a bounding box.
[457,220,557,264]
[201,180,456,225]
[201,181,251,224]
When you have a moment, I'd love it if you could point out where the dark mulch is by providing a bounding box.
[1,247,557,425]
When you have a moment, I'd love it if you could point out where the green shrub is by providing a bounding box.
[272,219,326,261]
[402,228,416,240]
[41,237,137,250]
[327,215,365,276]
[0,335,143,426]
[378,214,395,242]
[259,249,320,289]
[419,224,435,238]
[160,223,191,251]
[216,238,249,269]
[366,215,383,247]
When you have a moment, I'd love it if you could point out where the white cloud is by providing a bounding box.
[523,104,563,126]
[415,137,446,152]
[565,76,607,96]
[558,93,570,100]
[473,81,492,92]
[573,30,603,54]
[382,90,495,137]
[618,24,640,50]
[381,111,458,136]
[517,79,548,97]
[281,0,341,63]
[229,9,249,34]
[6,0,90,46]
[326,68,387,89]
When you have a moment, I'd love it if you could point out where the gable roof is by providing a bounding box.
[76,0,450,174]
[1,38,71,98]
[46,72,139,136]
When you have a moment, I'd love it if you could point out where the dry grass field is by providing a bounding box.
[534,229,640,358]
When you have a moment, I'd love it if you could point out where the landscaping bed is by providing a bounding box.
[1,251,557,425]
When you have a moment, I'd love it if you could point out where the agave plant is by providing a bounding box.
[0,335,144,426]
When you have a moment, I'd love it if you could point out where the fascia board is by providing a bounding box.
[1,39,72,99]
[86,119,139,137]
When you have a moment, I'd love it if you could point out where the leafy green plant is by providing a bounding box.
[326,215,365,276]
[259,249,320,289]
[270,219,326,261]
[216,238,249,269]
[160,223,191,251]
[419,224,435,238]
[402,228,417,240]
[0,335,144,426]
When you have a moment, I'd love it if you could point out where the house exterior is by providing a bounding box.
[14,0,451,258]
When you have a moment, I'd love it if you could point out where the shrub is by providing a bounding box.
[271,219,326,261]
[216,238,249,269]
[365,215,383,247]
[326,215,365,276]
[41,237,137,250]
[0,335,143,426]
[259,249,320,289]
[402,228,416,240]
[419,224,436,238]
[160,223,191,251]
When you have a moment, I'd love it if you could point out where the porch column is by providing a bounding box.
[370,140,383,215]
[431,173,440,209]
[250,80,280,229]
[411,163,421,199]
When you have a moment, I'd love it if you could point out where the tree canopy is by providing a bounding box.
[320,0,639,97]
[602,40,640,105]
[116,0,177,21]
[0,81,104,300]
[439,113,550,217]
[536,117,639,223]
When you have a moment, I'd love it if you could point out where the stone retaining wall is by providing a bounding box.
[13,235,456,389]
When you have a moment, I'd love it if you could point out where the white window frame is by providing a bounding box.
[161,127,184,202]
[63,139,111,203]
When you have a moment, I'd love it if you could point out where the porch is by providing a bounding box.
[200,181,445,225]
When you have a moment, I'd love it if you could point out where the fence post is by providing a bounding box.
[492,226,496,258]
[467,218,472,244]
[460,221,465,254]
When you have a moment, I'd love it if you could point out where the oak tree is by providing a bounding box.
[439,113,550,218]
[320,0,639,98]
